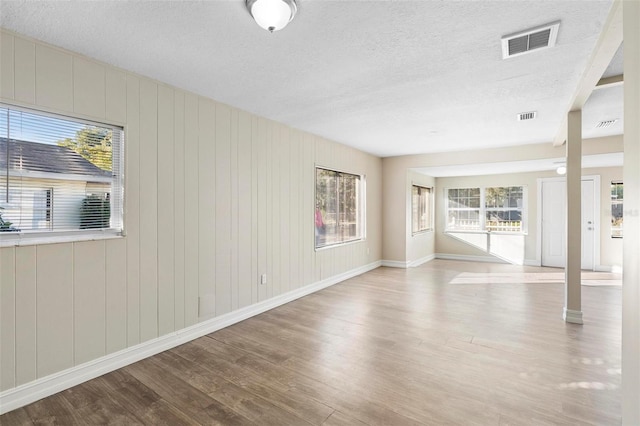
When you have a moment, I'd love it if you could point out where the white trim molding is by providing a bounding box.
[0,260,381,415]
[409,254,436,268]
[563,308,584,325]
[524,259,542,267]
[381,260,411,268]
[435,253,508,264]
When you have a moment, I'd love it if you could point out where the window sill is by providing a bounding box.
[412,229,434,236]
[444,230,528,236]
[0,229,124,247]
[315,237,365,252]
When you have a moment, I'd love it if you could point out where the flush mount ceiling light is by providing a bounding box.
[553,160,566,175]
[246,0,297,33]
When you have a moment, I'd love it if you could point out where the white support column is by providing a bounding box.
[564,110,583,324]
[622,1,640,424]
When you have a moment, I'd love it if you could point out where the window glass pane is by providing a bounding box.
[315,168,363,248]
[485,186,523,232]
[0,105,123,236]
[412,185,431,233]
[611,181,623,238]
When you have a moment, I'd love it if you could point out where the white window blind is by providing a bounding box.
[412,185,432,233]
[315,167,365,248]
[0,105,124,241]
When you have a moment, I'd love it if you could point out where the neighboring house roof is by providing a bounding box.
[0,138,111,178]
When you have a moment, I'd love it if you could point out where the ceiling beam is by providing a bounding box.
[594,74,624,89]
[553,0,623,146]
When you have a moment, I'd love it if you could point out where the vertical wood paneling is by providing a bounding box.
[73,240,106,365]
[105,238,127,354]
[138,78,159,341]
[126,74,141,346]
[1,32,383,396]
[0,248,16,391]
[280,126,291,294]
[271,124,281,298]
[289,130,300,290]
[251,116,259,305]
[258,118,268,302]
[14,37,35,104]
[238,110,252,308]
[36,243,73,378]
[157,84,175,337]
[230,108,239,311]
[304,134,314,286]
[105,67,127,124]
[0,32,15,99]
[215,103,232,315]
[73,57,105,119]
[173,91,186,331]
[35,45,73,112]
[15,246,36,386]
[198,98,216,317]
[184,93,199,326]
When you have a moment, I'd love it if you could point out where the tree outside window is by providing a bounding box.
[611,181,623,238]
[315,168,363,248]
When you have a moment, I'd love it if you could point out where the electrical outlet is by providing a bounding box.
[260,273,267,285]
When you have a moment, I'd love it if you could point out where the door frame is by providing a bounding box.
[535,175,601,270]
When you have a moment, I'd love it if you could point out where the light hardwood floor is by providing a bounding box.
[1,260,622,425]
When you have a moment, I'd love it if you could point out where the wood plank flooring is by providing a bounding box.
[1,260,622,425]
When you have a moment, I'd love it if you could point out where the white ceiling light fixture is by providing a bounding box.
[246,0,297,33]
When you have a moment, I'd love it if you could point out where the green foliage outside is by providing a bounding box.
[57,127,113,171]
[80,195,110,229]
[0,206,14,231]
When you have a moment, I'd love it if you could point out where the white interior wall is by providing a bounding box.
[434,166,623,269]
[0,29,382,394]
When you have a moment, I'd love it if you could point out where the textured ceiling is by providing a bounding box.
[0,0,617,157]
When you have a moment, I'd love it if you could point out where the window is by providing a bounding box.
[447,188,481,231]
[0,104,124,244]
[315,167,364,248]
[484,186,523,232]
[412,185,432,233]
[611,181,623,238]
[446,186,525,233]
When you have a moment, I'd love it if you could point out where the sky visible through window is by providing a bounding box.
[0,107,84,145]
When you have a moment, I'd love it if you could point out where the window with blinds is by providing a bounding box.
[0,104,124,244]
[412,185,432,234]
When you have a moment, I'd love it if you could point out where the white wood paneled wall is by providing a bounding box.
[0,29,382,392]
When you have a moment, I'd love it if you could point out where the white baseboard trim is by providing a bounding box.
[435,253,507,264]
[524,259,541,267]
[563,308,584,325]
[595,265,622,273]
[0,260,381,415]
[381,259,411,268]
[409,254,436,268]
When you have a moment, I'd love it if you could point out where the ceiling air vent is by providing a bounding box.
[596,119,618,128]
[502,21,560,59]
[517,111,537,121]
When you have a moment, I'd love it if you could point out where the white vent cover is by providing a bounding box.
[517,111,537,121]
[596,119,618,128]
[502,22,560,59]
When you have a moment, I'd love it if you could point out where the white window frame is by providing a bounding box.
[0,103,125,247]
[314,166,366,250]
[445,186,527,234]
[411,184,433,235]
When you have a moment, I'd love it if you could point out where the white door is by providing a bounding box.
[541,178,596,270]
